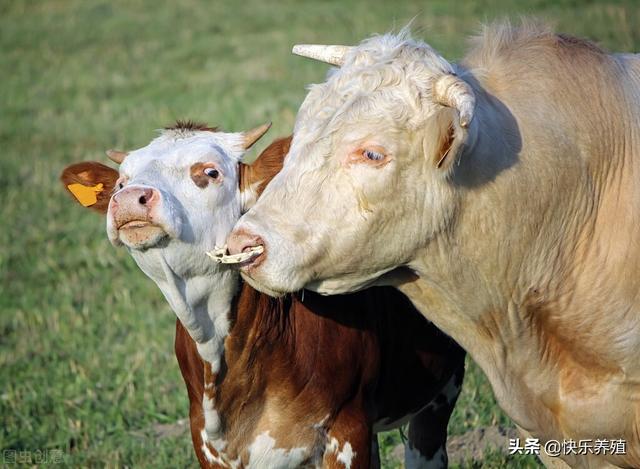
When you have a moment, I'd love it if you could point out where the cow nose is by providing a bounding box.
[113,187,157,207]
[227,228,265,260]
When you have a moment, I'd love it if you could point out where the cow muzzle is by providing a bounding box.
[210,228,265,268]
[108,185,168,249]
[209,223,309,297]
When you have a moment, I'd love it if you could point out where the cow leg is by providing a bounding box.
[323,405,371,469]
[370,435,381,469]
[405,364,464,468]
[174,320,211,467]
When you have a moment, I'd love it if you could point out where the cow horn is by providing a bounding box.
[432,74,476,128]
[242,122,272,150]
[106,149,128,164]
[292,44,353,67]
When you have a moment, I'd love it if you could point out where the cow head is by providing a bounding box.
[62,121,271,259]
[60,122,279,351]
[227,32,477,296]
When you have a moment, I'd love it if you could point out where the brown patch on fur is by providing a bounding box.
[203,362,217,400]
[173,281,465,466]
[166,119,219,133]
[60,161,119,214]
[190,162,221,189]
[240,135,292,198]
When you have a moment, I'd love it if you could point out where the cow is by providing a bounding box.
[225,23,640,468]
[60,121,466,468]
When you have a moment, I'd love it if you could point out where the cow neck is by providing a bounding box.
[226,281,295,357]
[150,249,239,375]
[211,283,302,430]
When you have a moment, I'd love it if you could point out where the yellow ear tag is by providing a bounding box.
[67,183,104,207]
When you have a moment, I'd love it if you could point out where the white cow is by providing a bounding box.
[227,23,640,468]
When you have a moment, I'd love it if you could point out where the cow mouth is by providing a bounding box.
[119,220,153,230]
[206,244,264,267]
[117,219,168,249]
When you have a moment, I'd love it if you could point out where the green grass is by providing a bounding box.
[1,0,638,467]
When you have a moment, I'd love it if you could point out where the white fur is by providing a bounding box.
[235,31,461,296]
[200,428,230,467]
[325,437,356,469]
[336,441,354,468]
[247,431,308,468]
[200,428,240,468]
[203,395,222,438]
[112,129,246,355]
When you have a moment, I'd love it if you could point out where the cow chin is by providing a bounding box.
[240,270,295,298]
[118,222,168,250]
[240,257,396,298]
[305,269,396,296]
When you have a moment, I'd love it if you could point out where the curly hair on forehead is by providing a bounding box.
[164,119,220,133]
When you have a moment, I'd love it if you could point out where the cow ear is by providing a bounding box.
[426,108,468,171]
[239,135,291,212]
[60,162,119,214]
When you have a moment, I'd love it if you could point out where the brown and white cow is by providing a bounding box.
[61,122,465,468]
[226,24,640,468]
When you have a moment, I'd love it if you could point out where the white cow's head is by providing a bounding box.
[61,121,271,284]
[228,32,477,296]
[60,121,281,347]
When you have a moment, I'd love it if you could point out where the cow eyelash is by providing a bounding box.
[363,149,385,161]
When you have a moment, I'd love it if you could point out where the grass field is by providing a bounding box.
[1,0,638,467]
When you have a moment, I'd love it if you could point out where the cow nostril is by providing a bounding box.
[228,230,265,262]
[139,189,155,205]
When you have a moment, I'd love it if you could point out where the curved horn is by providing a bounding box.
[105,149,128,164]
[292,44,353,67]
[242,122,272,150]
[432,74,476,128]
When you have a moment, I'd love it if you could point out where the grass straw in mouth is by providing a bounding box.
[206,245,264,264]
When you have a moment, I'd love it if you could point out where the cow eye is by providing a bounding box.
[363,149,385,161]
[204,167,219,179]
